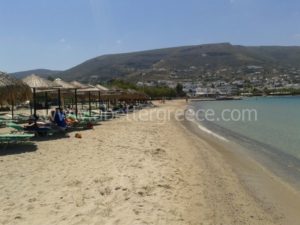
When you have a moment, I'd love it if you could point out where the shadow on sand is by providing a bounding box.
[0,143,38,156]
[31,125,98,142]
[0,124,101,155]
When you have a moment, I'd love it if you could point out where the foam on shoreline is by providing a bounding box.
[181,105,300,225]
[195,120,229,142]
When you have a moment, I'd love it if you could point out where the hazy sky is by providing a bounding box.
[1,0,300,72]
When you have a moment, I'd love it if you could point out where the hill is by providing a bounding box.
[59,43,300,82]
[10,69,61,79]
[11,43,300,82]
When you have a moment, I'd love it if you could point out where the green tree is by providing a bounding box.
[47,76,54,81]
[175,83,185,97]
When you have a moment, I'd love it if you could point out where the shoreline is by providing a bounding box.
[191,114,300,190]
[181,104,300,225]
[0,100,299,224]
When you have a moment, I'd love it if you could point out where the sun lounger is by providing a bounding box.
[77,116,101,123]
[89,111,116,120]
[13,114,30,123]
[0,117,15,123]
[6,122,54,136]
[6,122,24,132]
[66,120,93,129]
[0,115,10,120]
[0,120,6,128]
[0,133,34,144]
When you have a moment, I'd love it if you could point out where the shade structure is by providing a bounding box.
[52,78,76,110]
[70,81,89,89]
[0,72,32,118]
[95,84,109,92]
[127,89,149,100]
[53,78,75,89]
[76,85,102,116]
[70,81,91,117]
[22,74,58,90]
[116,89,143,101]
[0,72,31,102]
[22,74,61,116]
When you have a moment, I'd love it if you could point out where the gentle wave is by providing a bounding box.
[190,118,229,142]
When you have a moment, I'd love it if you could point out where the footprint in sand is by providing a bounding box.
[99,187,112,196]
[157,184,172,189]
[151,148,166,156]
[67,179,82,187]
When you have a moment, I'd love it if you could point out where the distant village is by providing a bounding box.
[135,65,300,97]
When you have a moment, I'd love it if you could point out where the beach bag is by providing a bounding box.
[75,133,82,138]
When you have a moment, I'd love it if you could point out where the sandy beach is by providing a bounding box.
[1,100,300,225]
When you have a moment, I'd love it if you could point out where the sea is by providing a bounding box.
[190,96,300,187]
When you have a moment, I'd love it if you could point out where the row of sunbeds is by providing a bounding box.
[0,103,153,145]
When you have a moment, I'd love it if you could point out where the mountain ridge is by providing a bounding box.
[10,69,62,79]
[9,43,300,82]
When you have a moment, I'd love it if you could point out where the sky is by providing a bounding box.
[1,0,300,72]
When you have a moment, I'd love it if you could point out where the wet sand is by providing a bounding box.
[0,100,299,225]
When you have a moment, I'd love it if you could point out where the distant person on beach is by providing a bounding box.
[49,110,55,123]
[54,108,67,130]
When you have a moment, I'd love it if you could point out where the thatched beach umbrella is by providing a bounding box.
[53,78,76,109]
[76,84,102,116]
[70,81,89,89]
[22,74,56,89]
[70,81,87,116]
[127,89,148,101]
[95,84,109,92]
[0,72,31,118]
[70,81,91,117]
[53,78,75,90]
[22,74,59,116]
[94,84,110,110]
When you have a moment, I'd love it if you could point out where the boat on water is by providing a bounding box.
[216,96,243,101]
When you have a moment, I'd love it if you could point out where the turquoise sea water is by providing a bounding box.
[191,96,300,185]
[192,96,300,160]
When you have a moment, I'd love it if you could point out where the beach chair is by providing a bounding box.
[63,115,93,129]
[0,115,10,120]
[0,120,6,128]
[14,114,30,123]
[6,122,24,132]
[0,133,34,144]
[6,122,54,137]
[74,112,102,122]
[77,116,100,124]
[100,111,119,119]
[0,116,15,123]
[89,111,115,120]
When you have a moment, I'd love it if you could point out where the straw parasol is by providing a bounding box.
[75,84,103,116]
[63,81,91,117]
[95,84,109,92]
[22,74,60,116]
[53,78,75,89]
[0,72,31,103]
[22,74,58,90]
[0,72,32,117]
[73,84,111,116]
[51,78,77,110]
[70,81,89,89]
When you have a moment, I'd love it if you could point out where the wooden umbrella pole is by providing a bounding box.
[58,89,61,109]
[88,91,92,116]
[33,88,37,116]
[98,91,101,113]
[11,98,14,119]
[29,94,32,116]
[45,92,48,116]
[74,89,78,118]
